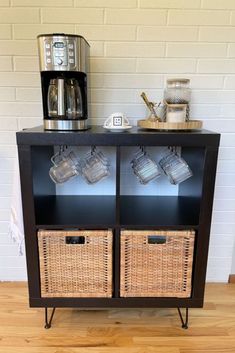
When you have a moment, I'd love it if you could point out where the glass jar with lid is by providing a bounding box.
[164,78,191,104]
[166,103,187,123]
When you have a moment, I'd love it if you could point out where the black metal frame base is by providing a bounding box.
[44,307,189,329]
[44,307,56,329]
[177,307,189,329]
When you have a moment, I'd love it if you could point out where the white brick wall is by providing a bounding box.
[0,0,234,282]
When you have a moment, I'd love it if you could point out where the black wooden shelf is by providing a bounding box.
[30,296,203,308]
[120,196,200,228]
[17,126,220,314]
[35,195,116,227]
[34,195,200,229]
[17,125,220,147]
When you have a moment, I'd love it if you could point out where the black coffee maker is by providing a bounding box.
[37,33,90,130]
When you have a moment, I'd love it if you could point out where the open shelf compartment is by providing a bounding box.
[119,146,205,228]
[120,196,200,228]
[35,195,116,227]
[31,145,117,227]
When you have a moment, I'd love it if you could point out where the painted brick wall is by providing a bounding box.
[0,0,235,281]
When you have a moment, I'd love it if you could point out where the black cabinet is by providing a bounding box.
[17,126,220,313]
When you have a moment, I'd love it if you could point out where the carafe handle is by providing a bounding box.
[57,78,65,116]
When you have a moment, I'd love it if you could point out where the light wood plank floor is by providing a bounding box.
[0,283,235,353]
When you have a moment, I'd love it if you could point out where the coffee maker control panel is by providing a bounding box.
[43,39,76,69]
[38,34,89,73]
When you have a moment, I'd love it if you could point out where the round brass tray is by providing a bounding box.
[138,119,203,131]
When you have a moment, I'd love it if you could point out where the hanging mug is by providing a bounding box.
[49,151,81,184]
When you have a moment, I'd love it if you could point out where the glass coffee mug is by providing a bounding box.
[49,151,81,184]
[81,147,110,184]
[131,147,161,184]
[159,148,193,185]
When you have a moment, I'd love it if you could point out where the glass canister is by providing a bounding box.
[166,103,187,123]
[164,78,191,104]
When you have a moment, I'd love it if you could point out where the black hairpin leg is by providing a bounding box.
[177,307,189,329]
[44,307,56,329]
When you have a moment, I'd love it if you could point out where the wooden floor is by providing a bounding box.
[0,283,235,353]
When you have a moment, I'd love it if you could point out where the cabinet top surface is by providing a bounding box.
[16,125,220,147]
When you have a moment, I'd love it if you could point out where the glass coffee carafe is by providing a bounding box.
[47,78,84,119]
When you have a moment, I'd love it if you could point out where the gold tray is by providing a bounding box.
[138,119,203,131]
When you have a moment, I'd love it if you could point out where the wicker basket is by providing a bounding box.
[120,230,195,298]
[38,229,113,298]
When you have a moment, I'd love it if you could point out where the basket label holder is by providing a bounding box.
[147,235,167,244]
[65,236,85,245]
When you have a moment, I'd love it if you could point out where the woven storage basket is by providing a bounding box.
[120,230,195,298]
[38,229,112,298]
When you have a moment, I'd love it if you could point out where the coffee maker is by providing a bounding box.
[37,33,90,130]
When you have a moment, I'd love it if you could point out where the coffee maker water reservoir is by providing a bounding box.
[37,33,90,130]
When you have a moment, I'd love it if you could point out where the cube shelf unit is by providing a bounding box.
[17,126,220,328]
